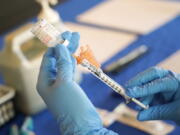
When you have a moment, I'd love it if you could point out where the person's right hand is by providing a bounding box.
[126,67,180,125]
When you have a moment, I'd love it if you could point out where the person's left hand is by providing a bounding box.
[126,67,180,125]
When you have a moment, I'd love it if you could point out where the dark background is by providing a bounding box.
[0,0,66,35]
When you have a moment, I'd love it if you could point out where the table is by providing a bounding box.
[0,0,180,134]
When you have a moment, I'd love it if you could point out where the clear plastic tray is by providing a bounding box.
[0,85,15,126]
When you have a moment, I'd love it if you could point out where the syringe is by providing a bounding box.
[80,59,148,109]
[31,19,149,110]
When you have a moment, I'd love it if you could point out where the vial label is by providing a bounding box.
[31,19,65,47]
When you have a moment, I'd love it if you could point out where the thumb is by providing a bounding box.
[137,101,179,121]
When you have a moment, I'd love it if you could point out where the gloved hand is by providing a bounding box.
[126,67,180,124]
[37,31,118,135]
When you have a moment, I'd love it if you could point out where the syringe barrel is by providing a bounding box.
[97,72,131,101]
[31,19,69,47]
[81,59,149,109]
[81,60,130,101]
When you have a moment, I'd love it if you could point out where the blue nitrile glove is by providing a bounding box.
[36,31,118,135]
[126,67,180,125]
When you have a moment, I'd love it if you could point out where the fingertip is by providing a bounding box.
[72,32,80,39]
[72,32,80,44]
[137,110,149,121]
[61,31,72,41]
[125,87,139,98]
[67,32,80,53]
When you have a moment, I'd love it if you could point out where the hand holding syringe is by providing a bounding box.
[31,19,148,110]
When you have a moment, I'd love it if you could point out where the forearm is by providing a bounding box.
[57,105,119,135]
[87,128,119,135]
[59,122,119,135]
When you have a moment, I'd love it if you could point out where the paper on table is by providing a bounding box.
[65,22,136,65]
[78,0,180,34]
[97,104,175,135]
[158,50,180,73]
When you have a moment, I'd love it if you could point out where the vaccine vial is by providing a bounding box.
[31,19,69,47]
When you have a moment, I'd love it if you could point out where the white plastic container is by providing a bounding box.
[0,24,46,114]
[0,85,15,126]
[0,23,82,114]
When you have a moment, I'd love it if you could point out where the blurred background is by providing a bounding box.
[0,0,180,135]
